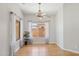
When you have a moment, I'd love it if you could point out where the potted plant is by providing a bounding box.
[23,31,30,45]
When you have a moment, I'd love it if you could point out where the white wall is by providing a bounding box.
[0,4,23,56]
[55,4,64,48]
[49,16,56,43]
[0,4,10,56]
[63,3,79,51]
[23,15,56,43]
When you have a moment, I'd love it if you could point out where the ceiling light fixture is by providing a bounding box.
[36,3,45,18]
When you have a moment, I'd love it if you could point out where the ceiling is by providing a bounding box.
[18,3,62,16]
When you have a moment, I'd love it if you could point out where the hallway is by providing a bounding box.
[0,3,79,56]
[16,44,79,56]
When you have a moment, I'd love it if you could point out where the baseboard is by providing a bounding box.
[56,43,79,54]
[62,48,79,54]
[56,43,64,49]
[15,47,20,52]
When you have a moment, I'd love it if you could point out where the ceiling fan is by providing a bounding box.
[22,3,51,19]
[36,3,51,19]
[36,3,45,18]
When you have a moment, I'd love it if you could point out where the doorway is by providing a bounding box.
[29,22,49,44]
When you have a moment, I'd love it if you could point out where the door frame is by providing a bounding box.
[9,11,22,56]
[28,21,50,44]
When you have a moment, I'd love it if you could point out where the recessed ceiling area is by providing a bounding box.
[18,3,63,16]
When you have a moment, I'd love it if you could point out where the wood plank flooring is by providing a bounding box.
[16,44,79,56]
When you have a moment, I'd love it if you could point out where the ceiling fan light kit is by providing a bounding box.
[36,3,46,18]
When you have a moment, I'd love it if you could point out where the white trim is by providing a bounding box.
[10,12,16,56]
[56,43,79,54]
[9,12,23,56]
[56,43,64,49]
[62,48,79,54]
[15,47,20,52]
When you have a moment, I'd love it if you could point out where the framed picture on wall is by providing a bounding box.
[16,18,20,41]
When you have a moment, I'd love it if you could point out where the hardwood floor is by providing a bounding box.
[16,44,79,56]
